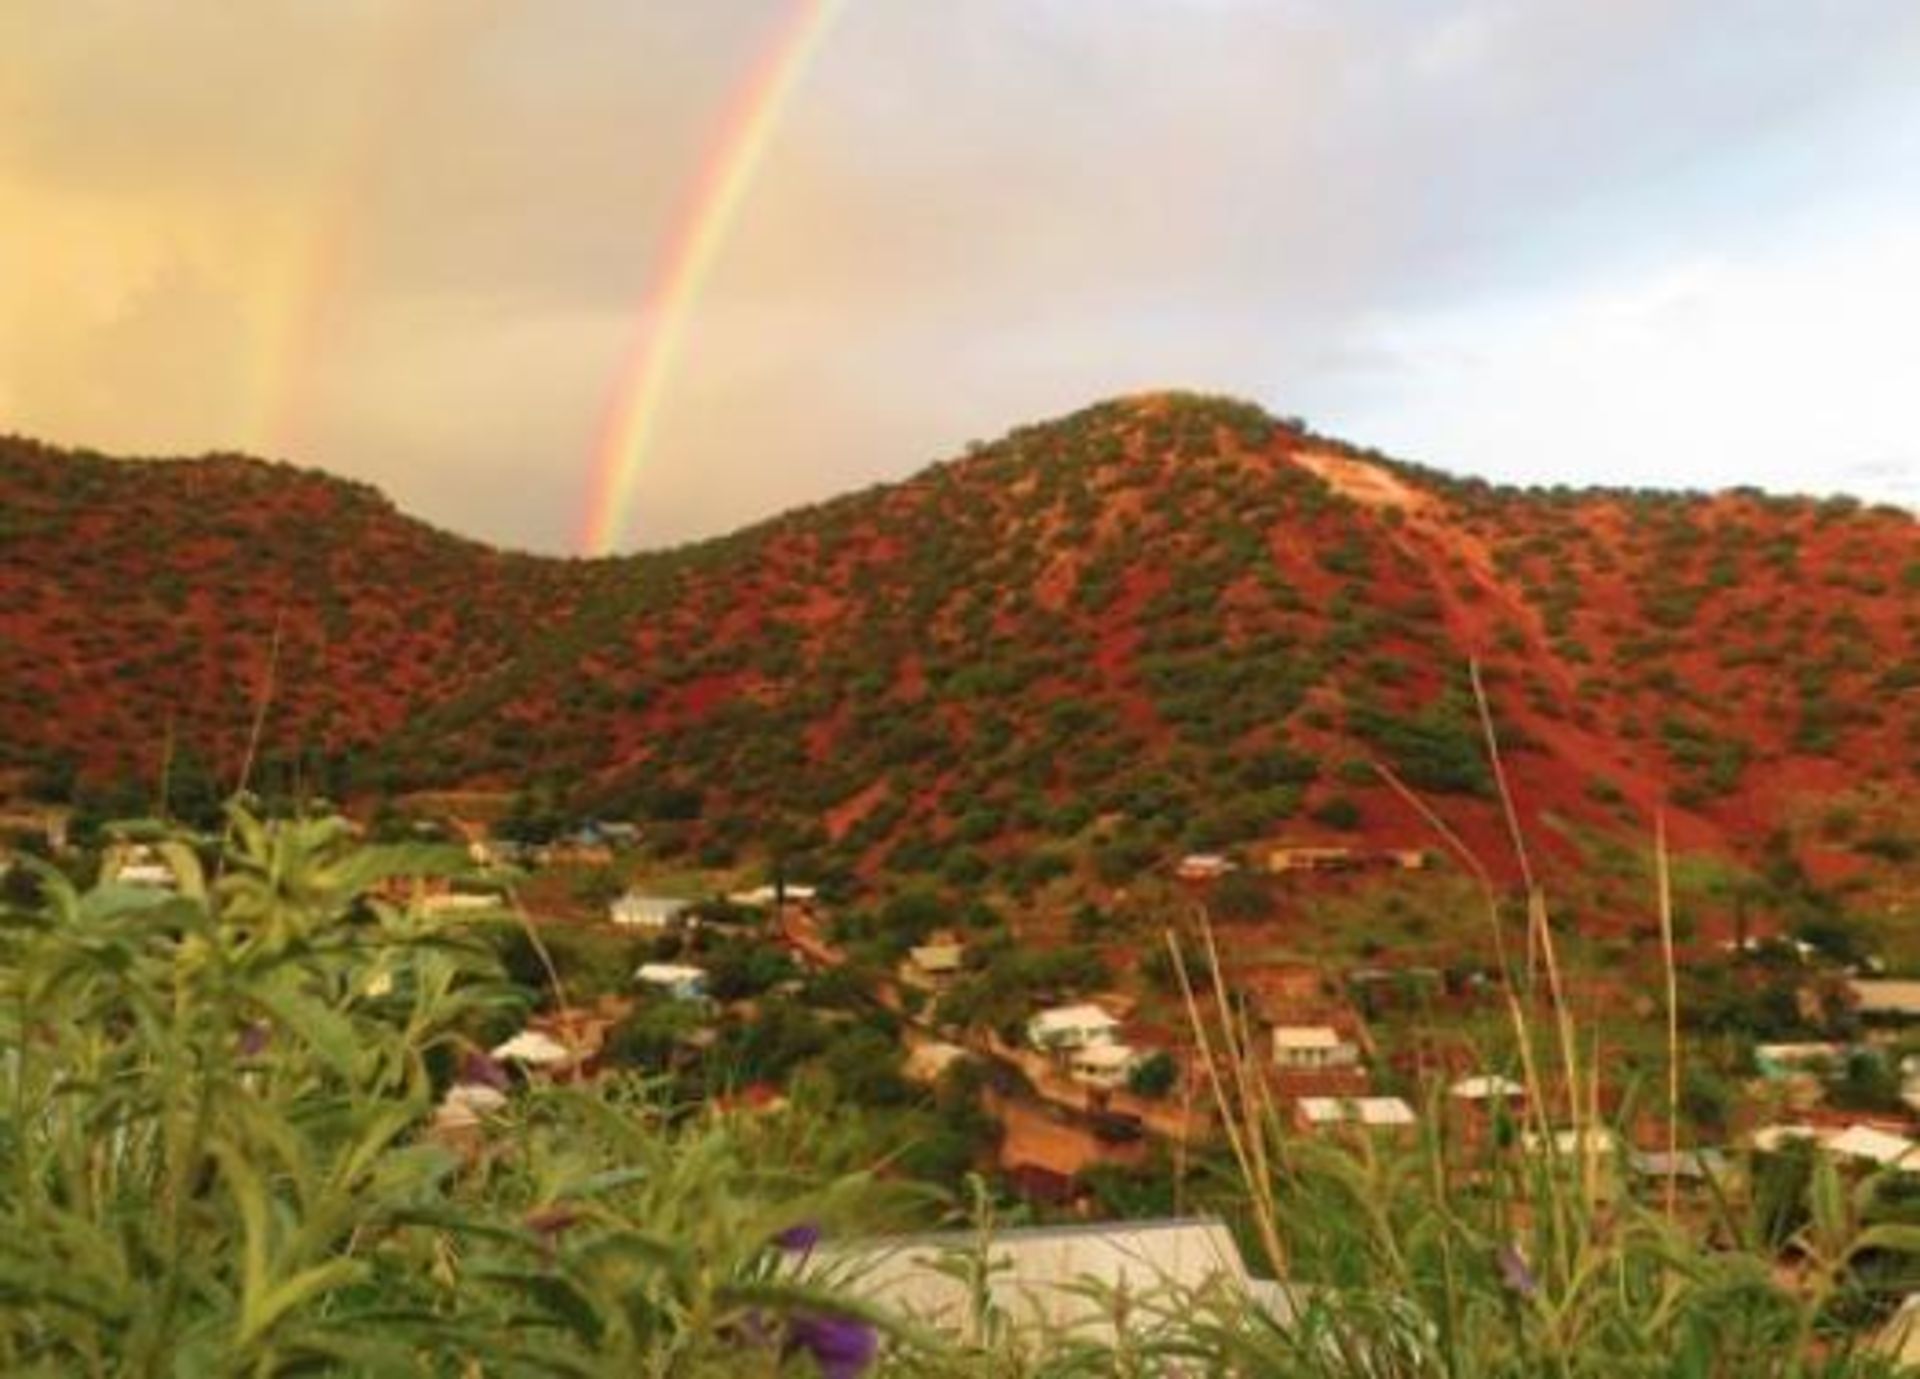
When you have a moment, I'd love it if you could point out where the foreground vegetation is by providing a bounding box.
[3,808,1918,1375]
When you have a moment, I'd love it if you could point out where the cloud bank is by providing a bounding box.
[3,0,1916,551]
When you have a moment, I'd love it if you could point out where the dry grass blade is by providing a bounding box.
[1165,926,1287,1277]
[1656,809,1681,1221]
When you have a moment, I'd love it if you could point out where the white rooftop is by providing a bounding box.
[490,1030,572,1066]
[1755,1042,1846,1061]
[909,943,965,972]
[1272,1026,1347,1050]
[636,962,707,986]
[1524,1127,1620,1157]
[1298,1096,1416,1127]
[1450,1074,1526,1101]
[1828,1124,1920,1171]
[903,1041,969,1083]
[1850,980,1920,1016]
[728,883,818,906]
[812,1218,1283,1344]
[1030,1003,1120,1033]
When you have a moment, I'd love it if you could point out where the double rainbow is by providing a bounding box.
[579,0,848,556]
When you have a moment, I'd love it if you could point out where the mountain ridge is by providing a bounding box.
[3,396,1915,893]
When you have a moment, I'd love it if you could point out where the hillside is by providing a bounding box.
[3,397,1916,888]
[0,436,611,801]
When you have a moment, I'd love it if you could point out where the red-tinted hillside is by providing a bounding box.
[0,437,606,793]
[2,397,1915,890]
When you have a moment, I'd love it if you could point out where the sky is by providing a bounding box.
[3,0,1918,555]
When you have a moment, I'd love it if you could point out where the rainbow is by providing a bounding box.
[579,0,847,556]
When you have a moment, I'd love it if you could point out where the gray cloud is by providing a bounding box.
[3,1,1917,552]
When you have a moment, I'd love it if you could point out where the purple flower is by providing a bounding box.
[238,1022,272,1057]
[460,1050,511,1091]
[774,1221,823,1255]
[784,1313,878,1379]
[1497,1243,1538,1299]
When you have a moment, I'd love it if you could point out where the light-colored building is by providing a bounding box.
[1176,853,1236,881]
[1626,1149,1729,1186]
[1755,1122,1920,1174]
[1525,1127,1621,1158]
[1872,1293,1920,1369]
[1850,980,1920,1022]
[1449,1074,1527,1103]
[1027,1003,1122,1053]
[1267,846,1357,874]
[421,891,505,916]
[635,962,709,1001]
[1524,1127,1624,1197]
[903,1041,970,1086]
[903,940,966,989]
[811,1217,1289,1345]
[490,1030,574,1070]
[728,883,819,908]
[610,891,693,930]
[1295,1095,1416,1131]
[434,1082,509,1133]
[1754,1042,1848,1079]
[106,843,176,890]
[1827,1124,1920,1173]
[1271,1025,1360,1071]
[1068,1042,1145,1091]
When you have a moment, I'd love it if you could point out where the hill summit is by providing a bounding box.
[2,395,1916,889]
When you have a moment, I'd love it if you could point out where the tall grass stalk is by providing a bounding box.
[1160,669,1920,1378]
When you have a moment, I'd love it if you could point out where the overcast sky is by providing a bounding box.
[4,1,1917,553]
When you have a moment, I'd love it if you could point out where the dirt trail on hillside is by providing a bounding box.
[1290,448,1726,853]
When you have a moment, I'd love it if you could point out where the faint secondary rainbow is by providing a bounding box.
[579,0,847,556]
[256,8,448,463]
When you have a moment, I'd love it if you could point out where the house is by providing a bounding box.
[635,962,709,1001]
[1267,846,1357,874]
[1176,853,1236,881]
[1068,1042,1145,1092]
[609,891,693,930]
[490,1030,575,1071]
[106,843,176,889]
[1524,1127,1624,1197]
[115,859,177,889]
[1849,979,1920,1023]
[433,1082,509,1134]
[1449,1074,1527,1104]
[1295,1095,1416,1132]
[1720,935,1818,962]
[1267,845,1425,875]
[811,1217,1290,1344]
[1754,1041,1847,1079]
[1755,1122,1920,1174]
[1872,1294,1920,1370]
[421,890,505,916]
[1626,1148,1730,1188]
[902,939,966,990]
[903,1041,970,1086]
[1827,1124,1920,1173]
[1271,1025,1360,1072]
[1027,1003,1122,1053]
[728,882,819,908]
